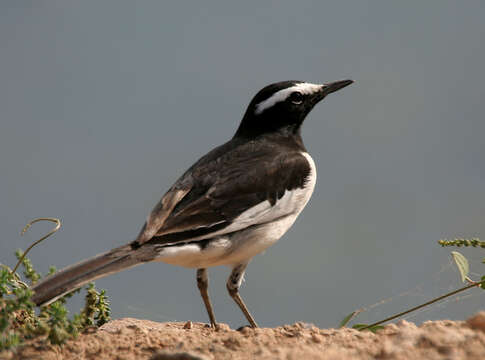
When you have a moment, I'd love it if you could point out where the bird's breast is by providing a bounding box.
[289,152,316,214]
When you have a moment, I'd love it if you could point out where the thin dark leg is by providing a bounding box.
[196,268,218,329]
[226,263,258,328]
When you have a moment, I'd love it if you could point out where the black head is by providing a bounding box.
[234,79,353,138]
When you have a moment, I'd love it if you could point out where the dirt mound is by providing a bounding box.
[5,312,485,359]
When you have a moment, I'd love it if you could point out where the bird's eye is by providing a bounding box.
[289,92,303,104]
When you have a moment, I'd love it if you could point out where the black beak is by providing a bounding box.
[321,79,354,97]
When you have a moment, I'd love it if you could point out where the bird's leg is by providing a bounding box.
[226,263,258,328]
[196,268,218,329]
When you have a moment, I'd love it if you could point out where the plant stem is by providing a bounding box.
[12,218,61,274]
[359,279,485,331]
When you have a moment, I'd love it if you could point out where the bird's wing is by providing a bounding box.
[135,146,312,247]
[134,186,192,244]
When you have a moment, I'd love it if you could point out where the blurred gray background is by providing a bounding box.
[1,1,484,328]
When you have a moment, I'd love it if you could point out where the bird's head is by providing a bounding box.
[235,79,353,138]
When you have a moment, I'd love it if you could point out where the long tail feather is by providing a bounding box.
[31,244,144,306]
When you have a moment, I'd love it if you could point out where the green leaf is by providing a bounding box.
[480,276,485,291]
[339,311,357,328]
[352,324,385,333]
[451,251,469,283]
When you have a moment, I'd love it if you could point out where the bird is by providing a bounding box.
[31,79,353,328]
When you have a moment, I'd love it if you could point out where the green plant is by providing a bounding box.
[0,218,112,352]
[439,238,485,290]
[339,237,485,332]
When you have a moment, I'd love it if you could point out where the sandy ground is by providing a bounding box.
[4,312,485,360]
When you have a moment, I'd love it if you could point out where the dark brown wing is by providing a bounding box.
[133,139,311,247]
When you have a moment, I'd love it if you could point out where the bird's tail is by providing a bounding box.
[31,243,149,306]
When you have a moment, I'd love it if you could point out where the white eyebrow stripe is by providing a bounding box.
[255,82,323,115]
